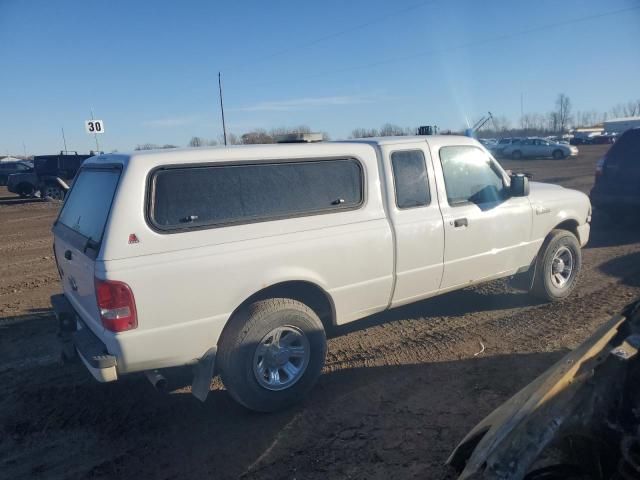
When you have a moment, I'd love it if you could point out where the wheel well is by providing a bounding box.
[553,219,579,238]
[229,281,335,331]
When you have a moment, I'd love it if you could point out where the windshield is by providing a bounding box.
[57,168,120,242]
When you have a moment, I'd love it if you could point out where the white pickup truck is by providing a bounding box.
[51,135,591,411]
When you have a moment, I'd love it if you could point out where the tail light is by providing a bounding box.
[95,277,138,332]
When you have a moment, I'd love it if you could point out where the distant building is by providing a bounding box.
[571,127,603,140]
[603,116,640,134]
[0,156,22,162]
[274,132,324,143]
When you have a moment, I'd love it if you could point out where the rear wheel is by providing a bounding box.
[531,229,581,302]
[511,150,523,160]
[42,184,65,200]
[552,149,565,160]
[217,298,326,412]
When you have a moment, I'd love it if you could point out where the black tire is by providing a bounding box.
[17,183,35,198]
[511,150,523,160]
[552,149,565,160]
[530,229,581,302]
[217,298,326,412]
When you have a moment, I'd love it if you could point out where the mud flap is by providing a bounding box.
[191,347,217,402]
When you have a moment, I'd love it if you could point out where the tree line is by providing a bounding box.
[134,95,640,150]
[135,126,328,150]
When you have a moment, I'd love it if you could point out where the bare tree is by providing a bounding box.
[547,111,560,133]
[268,125,312,137]
[379,123,406,136]
[241,130,274,144]
[135,143,159,150]
[351,128,379,138]
[555,94,572,133]
[610,100,640,118]
[161,144,178,149]
[188,136,204,147]
[220,133,241,145]
[575,110,601,128]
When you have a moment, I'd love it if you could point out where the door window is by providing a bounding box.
[391,150,430,209]
[439,146,506,206]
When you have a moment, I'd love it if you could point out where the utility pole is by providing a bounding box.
[22,142,27,159]
[520,92,524,128]
[218,72,228,146]
[61,127,68,152]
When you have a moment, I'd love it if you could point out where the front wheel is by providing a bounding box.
[552,149,565,160]
[18,183,35,198]
[217,298,326,412]
[530,229,581,302]
[511,150,523,160]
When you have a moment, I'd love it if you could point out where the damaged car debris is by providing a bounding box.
[448,297,640,480]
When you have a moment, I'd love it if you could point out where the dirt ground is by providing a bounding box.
[1,145,640,480]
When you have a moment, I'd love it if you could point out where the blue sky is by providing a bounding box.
[1,0,639,155]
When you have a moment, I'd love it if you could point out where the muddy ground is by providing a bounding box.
[1,145,640,480]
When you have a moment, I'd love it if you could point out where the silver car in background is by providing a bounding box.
[502,137,578,160]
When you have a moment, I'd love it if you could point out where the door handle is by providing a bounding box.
[453,218,468,228]
[64,250,72,260]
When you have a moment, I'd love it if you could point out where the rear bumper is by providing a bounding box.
[51,294,118,383]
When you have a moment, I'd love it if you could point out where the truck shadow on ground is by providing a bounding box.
[331,284,543,338]
[1,345,567,480]
[598,251,640,288]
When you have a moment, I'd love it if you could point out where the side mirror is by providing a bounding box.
[510,174,530,197]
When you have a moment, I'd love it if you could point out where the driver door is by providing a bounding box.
[433,145,533,290]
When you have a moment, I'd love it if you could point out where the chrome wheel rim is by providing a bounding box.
[44,186,63,200]
[253,325,310,391]
[550,246,574,288]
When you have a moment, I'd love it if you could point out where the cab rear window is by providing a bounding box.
[57,169,120,242]
[149,159,363,230]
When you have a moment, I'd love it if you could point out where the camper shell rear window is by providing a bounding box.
[148,158,364,232]
[57,167,121,243]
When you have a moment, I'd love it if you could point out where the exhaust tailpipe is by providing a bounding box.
[144,369,168,392]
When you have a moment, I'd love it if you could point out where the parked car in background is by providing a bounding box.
[590,133,617,144]
[570,136,589,145]
[51,136,590,412]
[478,138,497,149]
[7,151,93,199]
[590,127,640,218]
[0,161,33,191]
[490,137,522,157]
[502,137,578,160]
